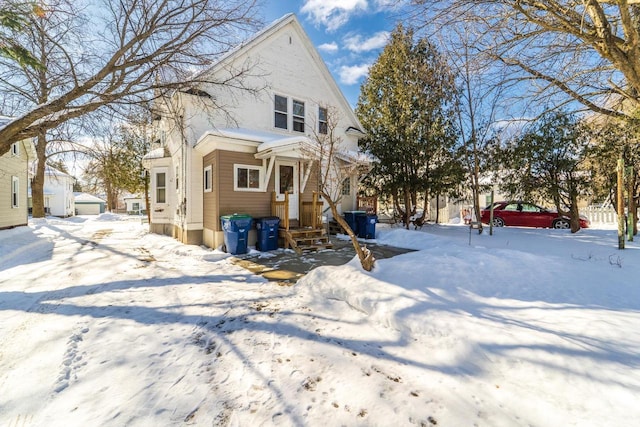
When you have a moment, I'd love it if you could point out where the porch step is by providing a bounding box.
[328,220,346,235]
[279,228,333,254]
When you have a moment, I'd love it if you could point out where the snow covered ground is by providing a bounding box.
[1,214,639,427]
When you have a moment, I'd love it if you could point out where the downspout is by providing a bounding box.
[180,113,187,237]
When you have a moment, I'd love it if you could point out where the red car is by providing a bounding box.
[480,201,590,229]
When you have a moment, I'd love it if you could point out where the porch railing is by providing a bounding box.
[300,192,322,229]
[271,191,323,230]
[271,191,289,230]
[357,196,377,214]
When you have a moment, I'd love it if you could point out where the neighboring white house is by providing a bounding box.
[43,166,75,217]
[124,196,146,215]
[74,192,106,215]
[144,14,368,249]
[0,116,36,229]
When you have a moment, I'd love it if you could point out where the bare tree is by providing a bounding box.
[82,110,152,213]
[440,23,510,232]
[411,0,640,120]
[0,0,260,156]
[307,105,375,272]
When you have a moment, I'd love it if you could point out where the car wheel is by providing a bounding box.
[492,217,505,227]
[553,218,570,229]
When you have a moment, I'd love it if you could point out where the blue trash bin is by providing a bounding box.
[343,210,366,235]
[356,214,378,239]
[256,216,280,251]
[220,214,253,255]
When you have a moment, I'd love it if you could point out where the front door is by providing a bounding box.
[276,160,299,220]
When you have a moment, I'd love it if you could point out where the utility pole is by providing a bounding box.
[628,166,634,242]
[489,188,495,236]
[617,157,625,249]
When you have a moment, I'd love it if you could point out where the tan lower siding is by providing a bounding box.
[202,150,319,240]
[171,225,203,245]
[218,151,272,220]
[0,222,27,230]
[150,222,173,237]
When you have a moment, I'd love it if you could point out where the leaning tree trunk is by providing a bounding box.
[322,191,375,271]
[31,131,47,218]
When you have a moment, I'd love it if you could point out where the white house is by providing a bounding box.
[43,166,75,217]
[0,116,36,229]
[124,196,146,215]
[144,14,368,250]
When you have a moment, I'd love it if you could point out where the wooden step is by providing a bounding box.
[328,220,345,235]
[297,243,334,251]
[278,227,332,254]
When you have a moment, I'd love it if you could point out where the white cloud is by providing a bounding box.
[301,0,368,31]
[343,31,390,52]
[339,63,371,85]
[318,42,339,53]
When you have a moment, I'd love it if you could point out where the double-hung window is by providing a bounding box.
[318,107,328,134]
[11,176,19,208]
[155,171,166,203]
[203,165,212,192]
[292,100,305,132]
[274,95,288,130]
[341,177,351,196]
[234,165,262,191]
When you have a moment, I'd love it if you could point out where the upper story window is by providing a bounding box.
[11,176,19,208]
[274,95,288,130]
[203,165,212,192]
[11,142,19,156]
[292,100,305,133]
[234,164,262,192]
[318,107,328,134]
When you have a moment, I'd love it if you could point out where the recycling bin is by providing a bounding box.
[356,213,377,239]
[220,214,253,255]
[256,216,280,251]
[343,210,366,235]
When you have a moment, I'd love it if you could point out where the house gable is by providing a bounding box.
[181,14,363,145]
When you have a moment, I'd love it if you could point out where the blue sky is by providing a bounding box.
[259,1,406,107]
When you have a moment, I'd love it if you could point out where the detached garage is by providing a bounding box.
[74,192,106,215]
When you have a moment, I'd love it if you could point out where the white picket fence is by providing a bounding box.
[584,205,618,226]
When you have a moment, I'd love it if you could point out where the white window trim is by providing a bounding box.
[274,94,288,130]
[292,99,305,133]
[318,106,328,134]
[11,142,19,157]
[11,176,19,208]
[204,165,212,193]
[234,164,264,192]
[341,177,351,196]
[153,168,168,204]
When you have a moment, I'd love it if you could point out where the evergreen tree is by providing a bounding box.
[588,113,640,235]
[498,111,591,233]
[0,2,43,69]
[356,24,462,228]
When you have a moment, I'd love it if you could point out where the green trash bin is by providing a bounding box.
[220,214,253,255]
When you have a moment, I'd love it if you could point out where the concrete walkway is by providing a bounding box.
[231,238,414,285]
